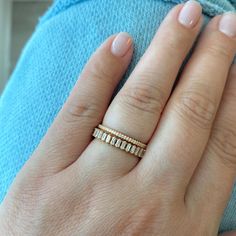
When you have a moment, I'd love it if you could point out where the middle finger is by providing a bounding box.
[140,13,236,191]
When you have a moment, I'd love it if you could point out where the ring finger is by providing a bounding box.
[78,1,203,175]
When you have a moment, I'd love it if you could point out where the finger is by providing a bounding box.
[78,1,203,175]
[105,1,202,143]
[29,33,133,174]
[140,13,236,191]
[185,65,236,223]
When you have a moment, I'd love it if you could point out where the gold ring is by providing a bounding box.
[92,125,147,158]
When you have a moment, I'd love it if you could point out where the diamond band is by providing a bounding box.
[98,124,147,149]
[93,127,146,158]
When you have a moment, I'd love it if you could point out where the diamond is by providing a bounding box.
[130,145,136,154]
[125,143,132,152]
[105,134,111,143]
[134,147,140,156]
[138,149,144,158]
[110,137,117,145]
[101,133,107,141]
[98,130,103,139]
[115,139,122,148]
[93,128,98,137]
[120,141,127,150]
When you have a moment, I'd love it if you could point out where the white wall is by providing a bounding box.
[11,1,51,73]
[0,0,51,94]
[0,0,12,93]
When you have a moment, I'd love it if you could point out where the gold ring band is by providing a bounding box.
[93,126,146,158]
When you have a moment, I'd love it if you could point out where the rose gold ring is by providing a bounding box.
[92,124,147,158]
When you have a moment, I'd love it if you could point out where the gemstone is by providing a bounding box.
[120,141,127,150]
[130,145,136,154]
[98,130,103,139]
[110,137,117,145]
[125,143,132,152]
[101,133,107,141]
[115,139,122,148]
[138,149,144,158]
[105,134,111,143]
[93,128,98,137]
[134,147,140,156]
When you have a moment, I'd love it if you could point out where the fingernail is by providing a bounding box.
[178,0,202,28]
[219,13,236,38]
[111,32,132,57]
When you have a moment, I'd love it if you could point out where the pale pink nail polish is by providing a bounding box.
[219,13,236,38]
[111,32,132,57]
[178,0,202,28]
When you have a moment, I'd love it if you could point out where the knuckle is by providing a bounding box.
[164,35,181,52]
[211,126,236,169]
[62,99,101,124]
[202,40,233,60]
[174,89,216,130]
[84,58,116,87]
[161,28,192,53]
[120,80,165,115]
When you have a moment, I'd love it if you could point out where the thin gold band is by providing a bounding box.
[93,127,146,158]
[98,124,147,149]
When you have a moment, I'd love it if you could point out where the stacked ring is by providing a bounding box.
[93,125,147,158]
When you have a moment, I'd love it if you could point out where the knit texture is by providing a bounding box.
[0,0,235,233]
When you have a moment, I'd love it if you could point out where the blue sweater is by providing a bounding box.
[0,0,235,233]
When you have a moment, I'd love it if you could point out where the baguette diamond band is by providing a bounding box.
[98,124,147,149]
[92,125,147,158]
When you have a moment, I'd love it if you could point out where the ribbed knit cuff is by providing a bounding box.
[39,0,236,26]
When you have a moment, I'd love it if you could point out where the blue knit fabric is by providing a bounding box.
[0,0,235,233]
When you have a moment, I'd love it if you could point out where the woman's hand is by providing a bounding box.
[1,1,236,235]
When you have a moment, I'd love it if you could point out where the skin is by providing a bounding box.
[0,3,236,236]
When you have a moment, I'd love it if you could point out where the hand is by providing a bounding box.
[1,1,236,235]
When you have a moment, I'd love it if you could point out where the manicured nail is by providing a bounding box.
[178,0,202,28]
[219,13,236,38]
[111,32,132,57]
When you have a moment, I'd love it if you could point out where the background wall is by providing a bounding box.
[0,0,52,94]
